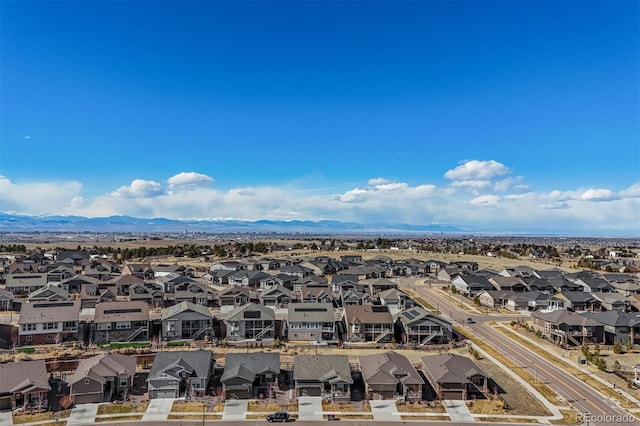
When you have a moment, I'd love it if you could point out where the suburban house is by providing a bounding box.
[343,305,394,343]
[92,301,150,344]
[160,301,215,341]
[259,274,298,291]
[260,284,296,308]
[530,310,605,346]
[477,290,515,309]
[147,350,213,399]
[27,283,69,302]
[451,275,495,297]
[68,353,137,403]
[286,303,336,342]
[128,283,165,308]
[421,353,489,400]
[488,276,528,292]
[0,288,15,311]
[59,274,99,294]
[5,273,48,297]
[225,302,276,341]
[113,275,145,296]
[221,352,280,399]
[364,278,398,294]
[552,291,600,312]
[153,264,193,277]
[580,311,640,345]
[359,351,424,401]
[219,286,251,307]
[227,270,270,288]
[592,292,628,311]
[122,263,154,280]
[294,355,353,400]
[0,360,49,411]
[394,306,452,345]
[18,300,80,345]
[300,284,334,304]
[377,288,413,313]
[174,282,218,307]
[505,291,553,311]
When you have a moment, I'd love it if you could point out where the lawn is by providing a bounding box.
[247,401,298,412]
[171,401,205,412]
[322,402,370,412]
[467,399,508,414]
[477,417,539,423]
[167,414,222,420]
[324,414,374,419]
[396,402,446,413]
[96,402,148,414]
[550,409,582,425]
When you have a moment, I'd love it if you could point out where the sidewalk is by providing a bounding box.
[0,411,12,426]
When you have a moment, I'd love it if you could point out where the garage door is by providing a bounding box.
[442,390,464,400]
[152,389,176,399]
[0,396,11,410]
[227,389,251,399]
[299,387,321,397]
[74,394,100,404]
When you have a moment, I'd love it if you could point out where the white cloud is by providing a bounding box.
[2,162,639,234]
[444,160,509,181]
[470,194,500,206]
[368,177,392,185]
[450,180,491,188]
[167,172,214,189]
[111,179,164,198]
[580,188,617,202]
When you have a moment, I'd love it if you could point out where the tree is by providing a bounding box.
[613,360,622,374]
[451,286,457,294]
[613,341,623,354]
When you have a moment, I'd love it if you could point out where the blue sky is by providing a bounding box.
[1,1,639,235]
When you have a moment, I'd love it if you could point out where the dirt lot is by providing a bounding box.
[474,355,552,416]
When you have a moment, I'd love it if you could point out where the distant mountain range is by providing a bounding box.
[0,212,467,235]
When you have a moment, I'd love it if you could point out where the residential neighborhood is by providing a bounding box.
[0,238,638,425]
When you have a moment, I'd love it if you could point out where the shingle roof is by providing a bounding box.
[148,350,213,383]
[226,302,275,321]
[160,301,213,320]
[421,353,486,384]
[0,360,49,394]
[19,300,80,324]
[359,351,424,386]
[288,303,334,322]
[68,353,136,385]
[221,352,280,383]
[294,355,353,383]
[95,301,149,323]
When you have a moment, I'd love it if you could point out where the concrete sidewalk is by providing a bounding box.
[0,411,12,426]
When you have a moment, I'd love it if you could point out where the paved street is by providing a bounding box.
[408,278,635,426]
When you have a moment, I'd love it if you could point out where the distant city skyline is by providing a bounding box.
[1,1,638,235]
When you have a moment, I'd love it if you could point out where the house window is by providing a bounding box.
[116,321,131,330]
[85,379,90,385]
[45,322,57,330]
[192,382,201,389]
[22,324,36,331]
[97,323,112,331]
[47,334,55,340]
[25,335,32,342]
[120,377,128,387]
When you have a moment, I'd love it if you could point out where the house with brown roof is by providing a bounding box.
[68,353,136,403]
[18,300,80,345]
[300,283,334,304]
[5,273,48,297]
[0,360,49,410]
[122,263,154,280]
[358,351,424,401]
[530,310,605,346]
[160,301,215,341]
[421,353,489,400]
[92,301,150,344]
[113,274,145,296]
[343,305,394,343]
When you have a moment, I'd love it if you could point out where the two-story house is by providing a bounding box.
[92,301,150,344]
[18,300,80,345]
[286,303,336,342]
[342,305,394,343]
[225,303,276,341]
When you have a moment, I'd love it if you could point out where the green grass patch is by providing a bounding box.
[166,340,189,346]
[100,341,150,349]
[16,347,35,354]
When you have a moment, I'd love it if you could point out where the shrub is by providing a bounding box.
[613,342,623,354]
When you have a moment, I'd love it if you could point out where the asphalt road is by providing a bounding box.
[98,421,544,426]
[405,278,634,426]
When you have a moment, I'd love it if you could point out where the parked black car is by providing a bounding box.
[267,412,295,422]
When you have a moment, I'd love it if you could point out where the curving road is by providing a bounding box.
[404,278,635,426]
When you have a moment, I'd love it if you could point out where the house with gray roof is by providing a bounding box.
[294,355,353,401]
[228,270,270,288]
[0,288,14,311]
[451,275,495,297]
[27,283,69,302]
[221,352,280,399]
[531,310,604,346]
[359,351,424,401]
[421,353,488,400]
[580,311,640,345]
[18,300,80,345]
[225,302,276,341]
[261,284,296,308]
[161,301,215,341]
[395,306,452,345]
[300,283,334,304]
[59,274,99,294]
[68,353,136,403]
[0,360,49,410]
[148,350,213,399]
[286,303,336,342]
[219,286,252,307]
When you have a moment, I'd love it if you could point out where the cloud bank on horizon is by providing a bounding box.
[1,160,638,234]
